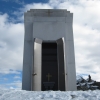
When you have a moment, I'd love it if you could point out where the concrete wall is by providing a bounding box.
[22,22,33,90]
[22,9,77,91]
[32,39,42,91]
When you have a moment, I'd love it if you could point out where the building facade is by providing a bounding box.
[22,9,77,91]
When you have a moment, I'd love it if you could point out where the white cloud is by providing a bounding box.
[14,76,21,79]
[0,13,24,74]
[10,87,15,89]
[0,80,22,90]
[24,3,52,10]
[12,80,22,89]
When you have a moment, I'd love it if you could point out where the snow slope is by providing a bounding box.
[0,89,100,100]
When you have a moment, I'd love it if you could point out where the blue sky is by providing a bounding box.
[0,0,48,14]
[0,0,100,89]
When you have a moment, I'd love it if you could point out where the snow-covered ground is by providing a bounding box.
[0,89,100,100]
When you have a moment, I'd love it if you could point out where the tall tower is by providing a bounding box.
[22,9,77,91]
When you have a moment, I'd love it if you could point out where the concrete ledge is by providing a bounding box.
[24,9,72,17]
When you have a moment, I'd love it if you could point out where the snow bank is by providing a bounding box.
[0,89,100,100]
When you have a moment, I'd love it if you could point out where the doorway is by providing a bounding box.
[42,42,58,91]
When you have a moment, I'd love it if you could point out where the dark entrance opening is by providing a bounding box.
[42,42,58,91]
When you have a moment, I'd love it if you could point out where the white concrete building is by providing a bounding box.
[22,9,77,91]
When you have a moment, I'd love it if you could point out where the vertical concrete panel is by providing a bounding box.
[65,41,77,90]
[24,22,33,40]
[33,39,42,91]
[65,20,73,41]
[64,15,77,90]
[57,38,65,91]
[22,22,33,90]
[62,38,68,91]
[64,40,76,91]
[67,63,77,90]
[68,40,76,90]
